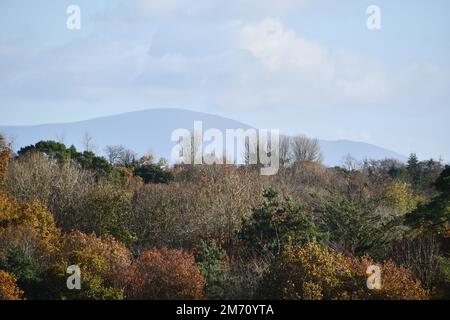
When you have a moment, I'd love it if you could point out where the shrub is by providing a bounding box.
[0,191,61,299]
[0,271,24,300]
[196,240,232,299]
[239,188,327,255]
[406,165,450,237]
[347,256,429,300]
[0,145,10,185]
[133,164,173,184]
[18,141,112,176]
[126,247,205,300]
[6,152,96,232]
[383,180,418,213]
[45,230,132,300]
[78,185,135,245]
[315,194,403,258]
[260,242,429,300]
[259,242,353,299]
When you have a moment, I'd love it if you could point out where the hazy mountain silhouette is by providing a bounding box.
[0,108,407,166]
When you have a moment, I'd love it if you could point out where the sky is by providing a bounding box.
[0,0,449,160]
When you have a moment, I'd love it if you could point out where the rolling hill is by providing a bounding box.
[0,108,407,166]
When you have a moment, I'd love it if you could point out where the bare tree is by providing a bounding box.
[290,135,323,163]
[105,145,137,166]
[342,154,362,171]
[244,136,259,166]
[279,135,291,167]
[82,131,96,153]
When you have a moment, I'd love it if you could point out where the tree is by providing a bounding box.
[78,185,135,245]
[239,187,327,255]
[44,230,132,300]
[259,242,429,300]
[0,135,11,184]
[383,180,418,213]
[133,164,174,184]
[17,140,112,176]
[290,135,323,163]
[0,271,24,300]
[259,242,354,299]
[126,247,205,300]
[406,165,450,237]
[18,140,73,163]
[347,255,429,300]
[196,240,232,299]
[407,153,421,188]
[0,190,60,299]
[6,151,98,232]
[81,131,96,153]
[0,190,60,252]
[105,145,137,167]
[315,194,402,258]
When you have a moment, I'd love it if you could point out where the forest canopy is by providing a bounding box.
[0,137,449,300]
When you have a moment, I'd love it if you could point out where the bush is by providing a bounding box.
[239,188,327,255]
[406,165,450,237]
[315,194,403,258]
[126,247,205,300]
[0,270,24,300]
[259,242,353,299]
[347,256,429,300]
[130,167,262,251]
[18,141,112,176]
[383,180,418,213]
[260,242,429,300]
[133,164,173,184]
[0,145,10,184]
[45,230,132,300]
[0,191,61,299]
[6,152,96,232]
[78,185,135,245]
[196,240,232,299]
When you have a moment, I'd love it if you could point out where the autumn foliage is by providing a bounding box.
[260,242,429,300]
[47,231,132,300]
[126,247,206,300]
[1,139,448,300]
[0,147,10,184]
[0,270,24,300]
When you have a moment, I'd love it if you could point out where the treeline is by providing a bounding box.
[0,136,449,300]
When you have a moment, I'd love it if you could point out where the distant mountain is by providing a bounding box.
[0,108,407,166]
[319,139,407,166]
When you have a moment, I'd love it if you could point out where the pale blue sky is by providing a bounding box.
[0,0,449,160]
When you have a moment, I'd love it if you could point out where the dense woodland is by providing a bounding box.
[0,134,449,300]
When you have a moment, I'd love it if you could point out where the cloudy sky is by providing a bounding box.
[1,0,449,160]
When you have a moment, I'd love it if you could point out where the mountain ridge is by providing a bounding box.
[0,108,407,166]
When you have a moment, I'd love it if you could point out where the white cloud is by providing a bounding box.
[236,18,392,105]
[239,18,331,76]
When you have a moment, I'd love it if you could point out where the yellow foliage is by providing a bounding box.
[262,242,430,300]
[348,256,429,300]
[265,242,353,300]
[0,270,24,300]
[384,180,418,213]
[0,190,60,262]
[60,230,132,289]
